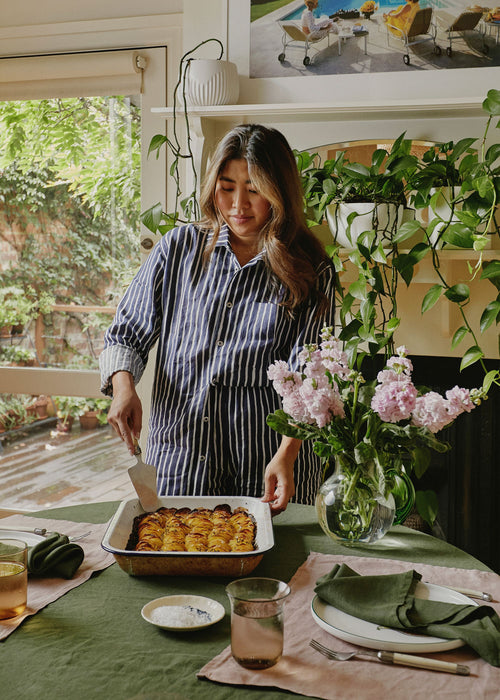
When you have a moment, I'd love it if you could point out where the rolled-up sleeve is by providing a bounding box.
[99,239,167,396]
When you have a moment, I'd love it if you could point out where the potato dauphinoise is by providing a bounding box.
[130,504,256,553]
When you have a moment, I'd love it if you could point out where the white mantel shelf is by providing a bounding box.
[151,97,485,122]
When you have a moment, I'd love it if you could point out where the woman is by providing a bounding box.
[100,124,336,514]
[383,0,420,33]
[301,0,337,40]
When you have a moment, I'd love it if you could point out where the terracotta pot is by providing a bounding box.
[34,396,49,419]
[79,411,99,430]
[0,324,13,338]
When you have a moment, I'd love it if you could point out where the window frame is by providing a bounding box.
[0,46,168,399]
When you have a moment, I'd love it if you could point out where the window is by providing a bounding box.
[0,48,166,401]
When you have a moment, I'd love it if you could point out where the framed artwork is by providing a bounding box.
[242,0,500,77]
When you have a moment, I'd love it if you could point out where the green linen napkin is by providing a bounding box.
[27,532,85,579]
[314,563,500,667]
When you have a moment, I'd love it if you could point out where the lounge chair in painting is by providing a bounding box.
[435,9,488,56]
[386,7,442,65]
[277,22,336,66]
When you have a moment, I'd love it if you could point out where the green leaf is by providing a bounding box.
[481,260,500,282]
[140,202,164,233]
[387,317,400,331]
[441,224,474,249]
[412,446,431,479]
[415,490,439,527]
[451,326,468,348]
[421,284,443,313]
[444,283,470,303]
[480,301,500,332]
[450,137,477,161]
[460,345,484,370]
[147,134,169,157]
[349,279,369,301]
[482,88,500,116]
[482,369,499,394]
[473,175,495,200]
[393,220,422,244]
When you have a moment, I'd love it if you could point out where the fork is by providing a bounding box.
[309,639,470,675]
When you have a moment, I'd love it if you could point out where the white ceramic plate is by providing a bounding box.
[311,581,477,652]
[141,594,225,631]
[0,529,45,547]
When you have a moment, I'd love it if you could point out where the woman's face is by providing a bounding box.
[214,158,271,245]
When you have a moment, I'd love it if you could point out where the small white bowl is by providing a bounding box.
[141,594,225,631]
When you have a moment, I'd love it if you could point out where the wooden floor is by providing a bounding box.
[0,421,136,513]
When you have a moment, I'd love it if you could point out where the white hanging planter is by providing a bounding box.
[325,202,411,249]
[185,59,239,107]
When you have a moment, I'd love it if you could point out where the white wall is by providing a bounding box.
[0,1,183,27]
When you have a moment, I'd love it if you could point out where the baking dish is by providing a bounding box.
[101,496,274,576]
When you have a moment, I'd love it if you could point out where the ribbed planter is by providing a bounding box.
[326,202,412,249]
[185,59,239,106]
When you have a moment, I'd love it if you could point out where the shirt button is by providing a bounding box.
[203,416,209,423]
[211,378,218,386]
[200,455,206,462]
[226,301,233,308]
[216,340,224,347]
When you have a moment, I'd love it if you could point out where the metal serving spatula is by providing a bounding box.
[127,441,161,512]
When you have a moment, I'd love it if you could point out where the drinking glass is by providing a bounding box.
[226,577,290,670]
[0,538,28,620]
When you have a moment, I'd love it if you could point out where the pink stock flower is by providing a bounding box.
[446,386,475,419]
[411,392,452,433]
[371,377,418,422]
[269,333,484,449]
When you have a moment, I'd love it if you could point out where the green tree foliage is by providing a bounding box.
[0,96,141,306]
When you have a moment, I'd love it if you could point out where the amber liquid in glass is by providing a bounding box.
[231,610,284,670]
[0,561,27,619]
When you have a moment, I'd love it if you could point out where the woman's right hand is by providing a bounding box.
[107,371,143,455]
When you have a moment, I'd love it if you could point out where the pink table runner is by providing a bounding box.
[199,551,500,699]
[0,514,114,640]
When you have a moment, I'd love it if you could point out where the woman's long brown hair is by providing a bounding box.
[199,124,332,313]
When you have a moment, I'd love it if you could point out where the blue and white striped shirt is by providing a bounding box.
[100,224,336,503]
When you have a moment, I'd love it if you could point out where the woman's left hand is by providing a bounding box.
[261,437,300,515]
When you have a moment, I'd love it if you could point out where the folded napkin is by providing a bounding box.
[27,532,85,579]
[315,563,500,667]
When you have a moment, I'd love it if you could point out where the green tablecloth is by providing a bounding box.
[0,501,493,700]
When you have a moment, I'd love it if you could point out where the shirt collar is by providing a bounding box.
[213,224,266,262]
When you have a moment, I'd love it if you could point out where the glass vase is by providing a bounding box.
[315,454,395,545]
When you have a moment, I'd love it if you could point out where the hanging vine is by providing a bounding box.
[141,38,225,235]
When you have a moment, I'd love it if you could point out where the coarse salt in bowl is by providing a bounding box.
[141,594,225,631]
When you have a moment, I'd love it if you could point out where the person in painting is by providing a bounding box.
[302,0,339,40]
[383,0,420,33]
[100,124,336,515]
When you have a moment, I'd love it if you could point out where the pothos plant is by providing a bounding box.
[297,89,500,394]
[141,39,226,235]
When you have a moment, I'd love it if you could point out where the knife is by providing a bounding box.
[427,583,493,602]
[127,441,161,512]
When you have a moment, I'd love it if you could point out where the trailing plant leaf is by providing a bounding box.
[460,345,484,370]
[480,301,500,332]
[451,325,469,348]
[444,283,470,303]
[422,284,443,313]
[415,490,439,527]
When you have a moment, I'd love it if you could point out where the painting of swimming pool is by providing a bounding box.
[249,0,500,77]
